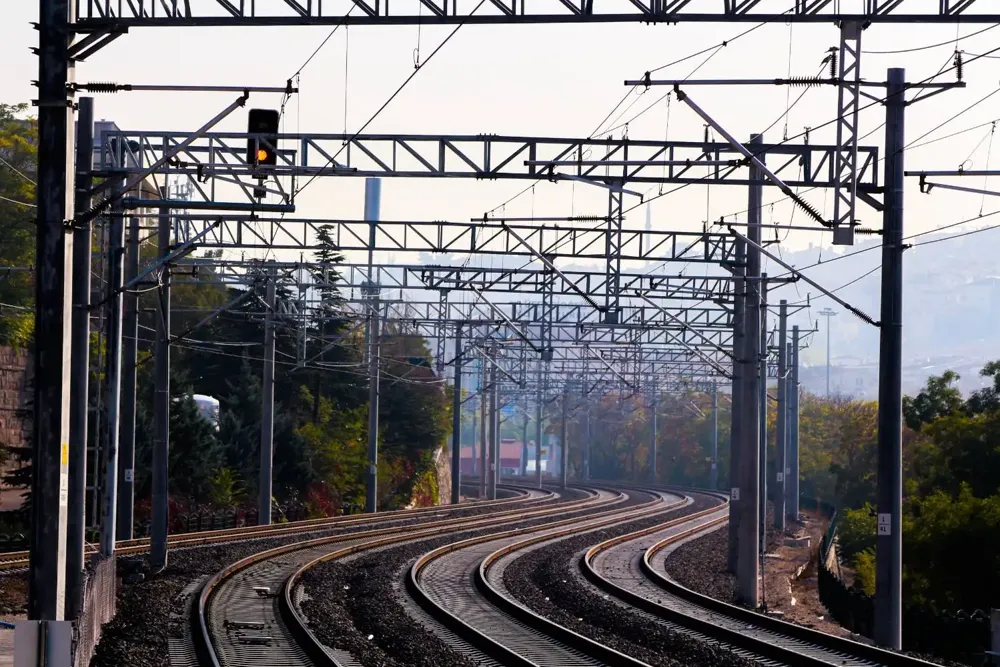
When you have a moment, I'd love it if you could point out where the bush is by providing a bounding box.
[836,504,876,564]
[852,548,876,596]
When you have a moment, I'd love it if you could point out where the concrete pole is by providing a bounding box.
[258,267,276,523]
[560,384,568,489]
[584,406,591,481]
[479,355,488,499]
[728,238,746,574]
[470,393,478,477]
[450,325,463,505]
[711,381,719,490]
[149,200,171,571]
[29,0,75,621]
[488,354,498,500]
[365,296,381,513]
[786,327,801,521]
[775,300,788,532]
[100,179,126,557]
[737,134,763,609]
[875,67,905,650]
[66,96,93,620]
[117,215,140,540]
[521,413,529,478]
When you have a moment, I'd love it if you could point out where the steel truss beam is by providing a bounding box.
[74,0,1000,27]
[172,216,737,264]
[94,131,880,210]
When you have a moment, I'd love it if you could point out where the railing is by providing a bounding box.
[72,555,116,667]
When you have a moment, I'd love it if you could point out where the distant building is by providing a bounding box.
[460,438,563,477]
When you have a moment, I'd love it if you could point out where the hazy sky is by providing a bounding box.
[3,3,1000,347]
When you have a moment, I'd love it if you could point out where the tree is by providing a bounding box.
[965,361,1000,415]
[903,370,963,431]
[0,103,38,348]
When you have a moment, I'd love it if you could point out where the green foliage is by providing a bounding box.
[852,549,876,596]
[208,467,244,509]
[836,504,876,564]
[902,370,963,431]
[169,392,225,502]
[0,103,37,348]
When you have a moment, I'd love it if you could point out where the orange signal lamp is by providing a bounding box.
[257,148,269,162]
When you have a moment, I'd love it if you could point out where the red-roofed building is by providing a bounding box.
[459,438,562,477]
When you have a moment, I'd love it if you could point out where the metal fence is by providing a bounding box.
[72,555,117,667]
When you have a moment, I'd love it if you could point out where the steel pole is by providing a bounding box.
[560,384,568,489]
[149,200,171,571]
[365,296,381,513]
[711,381,719,490]
[875,67,905,650]
[488,354,498,500]
[737,134,763,608]
[535,365,543,489]
[826,315,832,396]
[728,238,746,574]
[258,267,276,523]
[786,327,800,521]
[480,356,488,499]
[521,413,529,478]
[450,325,463,504]
[117,215,140,540]
[100,180,126,557]
[583,406,591,481]
[758,276,769,569]
[775,300,788,532]
[66,96,93,619]
[649,383,657,483]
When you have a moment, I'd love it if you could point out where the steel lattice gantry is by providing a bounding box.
[73,0,1000,28]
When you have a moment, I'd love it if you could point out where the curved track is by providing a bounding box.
[0,483,535,572]
[409,486,685,666]
[197,484,604,667]
[583,490,941,667]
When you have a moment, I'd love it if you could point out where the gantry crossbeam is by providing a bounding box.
[74,0,1000,28]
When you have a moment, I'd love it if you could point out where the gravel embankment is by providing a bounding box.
[502,492,757,667]
[299,486,645,667]
[664,503,779,604]
[88,487,558,667]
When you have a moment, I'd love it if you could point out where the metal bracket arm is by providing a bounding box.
[673,86,828,228]
[727,225,878,326]
[75,93,249,226]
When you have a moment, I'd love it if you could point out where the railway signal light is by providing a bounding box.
[246,108,279,168]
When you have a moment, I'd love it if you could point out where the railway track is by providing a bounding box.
[195,484,608,667]
[582,490,942,667]
[0,483,535,572]
[409,486,687,667]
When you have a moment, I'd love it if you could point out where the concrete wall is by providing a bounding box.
[0,346,31,510]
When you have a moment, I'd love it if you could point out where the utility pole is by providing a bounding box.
[450,325,463,505]
[480,354,488,499]
[583,405,591,481]
[521,411,529,478]
[488,348,498,500]
[29,0,75,621]
[100,178,126,557]
[649,383,658,483]
[775,300,788,532]
[149,198,171,571]
[758,276,769,574]
[365,294,381,513]
[560,383,568,489]
[117,214,140,540]
[875,67,905,651]
[819,307,838,396]
[786,327,800,522]
[534,362,544,489]
[711,381,719,491]
[737,135,763,609]
[67,96,93,619]
[728,238,746,574]
[258,265,276,524]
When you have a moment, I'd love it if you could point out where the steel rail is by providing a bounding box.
[581,493,942,667]
[195,485,612,667]
[408,487,682,666]
[0,483,539,571]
